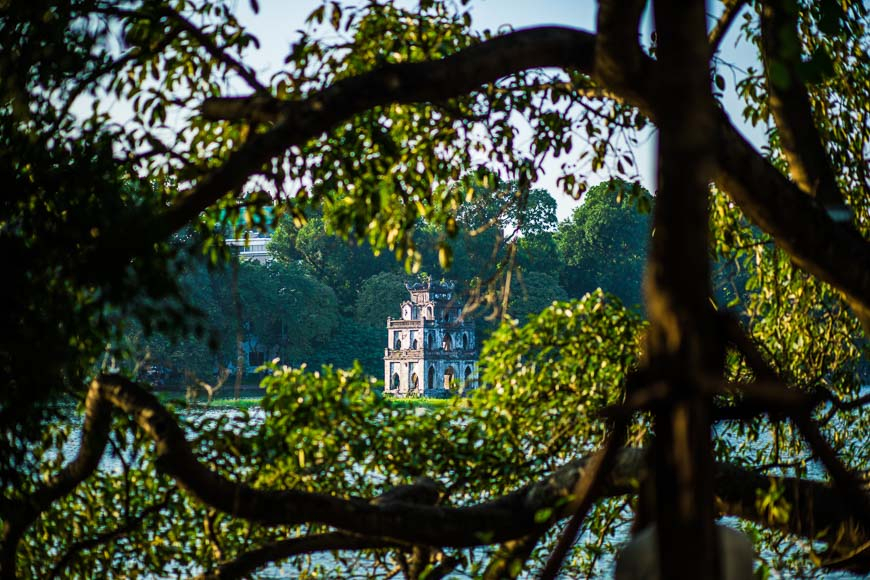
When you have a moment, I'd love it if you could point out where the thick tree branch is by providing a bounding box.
[594,0,648,100]
[92,375,869,556]
[760,0,845,208]
[6,374,863,575]
[646,0,722,574]
[792,412,870,530]
[96,27,597,265]
[93,374,620,547]
[722,322,870,528]
[712,113,870,329]
[87,25,868,328]
[199,27,595,123]
[0,381,113,577]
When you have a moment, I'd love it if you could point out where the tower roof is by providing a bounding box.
[405,280,455,293]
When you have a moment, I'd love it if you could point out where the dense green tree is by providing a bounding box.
[2,1,869,579]
[286,216,397,307]
[506,271,568,322]
[515,231,563,279]
[354,272,411,328]
[126,259,340,383]
[233,261,340,357]
[266,215,305,264]
[300,321,386,377]
[457,180,558,238]
[556,179,652,308]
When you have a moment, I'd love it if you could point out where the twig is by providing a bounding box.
[48,489,174,578]
[193,532,404,580]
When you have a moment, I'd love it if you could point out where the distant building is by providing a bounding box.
[226,234,272,264]
[384,281,478,397]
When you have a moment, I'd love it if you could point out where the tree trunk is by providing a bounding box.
[645,1,722,577]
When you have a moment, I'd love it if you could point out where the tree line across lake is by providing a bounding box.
[136,179,654,384]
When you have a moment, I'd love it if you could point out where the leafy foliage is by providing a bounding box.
[2,0,869,578]
[556,179,652,308]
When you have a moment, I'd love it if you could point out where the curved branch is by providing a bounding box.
[93,375,867,558]
[88,24,868,327]
[5,374,861,574]
[200,26,595,123]
[594,0,648,100]
[98,26,597,263]
[0,381,113,575]
[792,412,870,530]
[760,0,845,208]
[718,323,870,530]
[94,374,611,547]
[712,112,870,328]
[709,0,747,55]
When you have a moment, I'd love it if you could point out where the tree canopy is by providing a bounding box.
[1,1,869,579]
[556,179,651,308]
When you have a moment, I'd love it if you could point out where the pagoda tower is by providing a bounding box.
[384,281,478,396]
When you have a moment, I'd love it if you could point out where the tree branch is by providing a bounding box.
[760,0,845,208]
[712,112,870,330]
[93,373,618,547]
[539,420,628,580]
[8,373,860,575]
[720,323,870,529]
[97,26,598,265]
[792,411,870,530]
[709,0,746,55]
[594,0,648,100]
[646,0,722,573]
[85,24,868,329]
[0,381,113,576]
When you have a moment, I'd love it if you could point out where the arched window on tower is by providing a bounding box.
[394,333,401,350]
[464,366,473,389]
[392,373,400,390]
[427,333,434,350]
[412,339,418,349]
[428,366,435,390]
[442,334,452,351]
[462,333,468,350]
